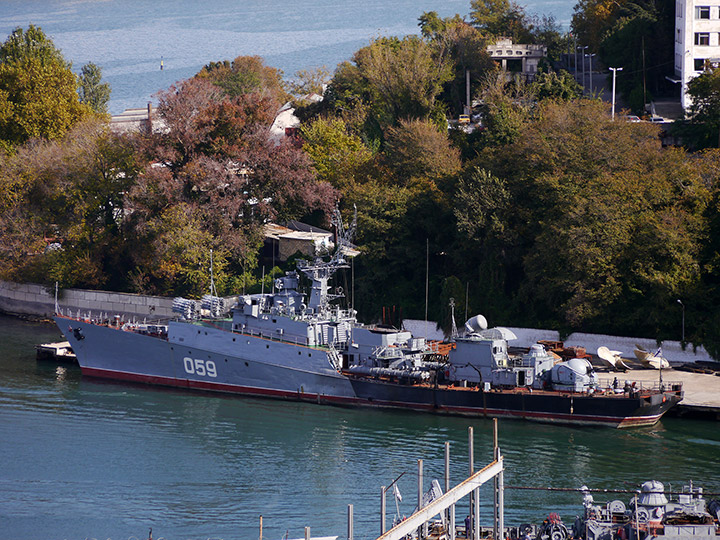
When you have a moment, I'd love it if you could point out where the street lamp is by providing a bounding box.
[588,53,596,93]
[578,46,588,88]
[609,67,623,119]
[677,299,685,343]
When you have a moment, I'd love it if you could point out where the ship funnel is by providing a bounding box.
[464,314,488,334]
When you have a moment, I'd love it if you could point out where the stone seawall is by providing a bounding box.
[0,280,176,321]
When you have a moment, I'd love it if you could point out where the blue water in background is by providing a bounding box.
[0,0,576,114]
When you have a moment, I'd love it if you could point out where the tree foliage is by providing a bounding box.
[197,55,288,102]
[469,0,533,41]
[530,70,582,101]
[685,67,720,149]
[324,36,454,136]
[130,76,337,294]
[469,99,710,334]
[0,25,92,148]
[383,118,461,184]
[78,62,111,115]
[0,120,141,288]
[573,0,675,111]
[301,117,374,190]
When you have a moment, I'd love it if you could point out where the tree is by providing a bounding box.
[288,66,331,98]
[131,76,337,289]
[197,55,288,102]
[0,25,92,148]
[301,117,374,190]
[530,70,582,101]
[383,118,461,184]
[469,0,533,42]
[78,62,111,114]
[328,36,454,130]
[0,119,141,288]
[685,67,720,149]
[472,99,710,334]
[419,14,496,116]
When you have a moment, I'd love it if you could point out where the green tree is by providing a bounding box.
[469,0,533,42]
[197,55,288,102]
[530,70,582,100]
[419,14,496,116]
[0,119,141,288]
[301,117,374,190]
[78,62,111,114]
[472,99,710,334]
[685,67,720,149]
[383,118,461,184]
[325,36,454,135]
[0,25,91,148]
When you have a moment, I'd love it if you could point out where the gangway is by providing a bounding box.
[375,458,504,540]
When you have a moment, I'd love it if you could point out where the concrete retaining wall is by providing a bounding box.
[1,280,177,321]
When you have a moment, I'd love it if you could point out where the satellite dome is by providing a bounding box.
[464,315,488,334]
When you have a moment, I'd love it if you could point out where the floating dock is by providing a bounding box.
[35,341,77,364]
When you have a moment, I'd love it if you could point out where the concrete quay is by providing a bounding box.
[603,367,720,420]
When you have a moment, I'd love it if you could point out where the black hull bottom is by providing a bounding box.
[80,366,681,428]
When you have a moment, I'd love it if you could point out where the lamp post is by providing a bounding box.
[573,34,578,79]
[578,46,588,88]
[588,53,596,93]
[677,299,685,343]
[609,67,623,119]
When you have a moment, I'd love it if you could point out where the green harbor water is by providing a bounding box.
[1,314,718,540]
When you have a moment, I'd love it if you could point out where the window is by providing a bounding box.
[695,32,710,45]
[695,6,710,18]
[676,29,681,43]
[695,58,707,71]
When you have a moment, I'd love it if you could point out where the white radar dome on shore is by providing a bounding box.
[464,314,488,334]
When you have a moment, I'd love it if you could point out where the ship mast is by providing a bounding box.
[297,205,356,313]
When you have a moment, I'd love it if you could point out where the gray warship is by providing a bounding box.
[55,209,682,428]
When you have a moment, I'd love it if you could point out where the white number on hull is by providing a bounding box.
[183,357,218,378]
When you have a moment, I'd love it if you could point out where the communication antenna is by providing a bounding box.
[449,298,458,339]
[209,249,217,298]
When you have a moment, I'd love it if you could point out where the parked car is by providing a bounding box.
[458,114,470,124]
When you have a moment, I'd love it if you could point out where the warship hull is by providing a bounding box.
[56,316,681,428]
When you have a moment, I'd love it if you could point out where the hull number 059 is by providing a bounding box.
[183,357,218,378]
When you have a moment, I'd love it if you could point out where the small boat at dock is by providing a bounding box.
[35,341,77,364]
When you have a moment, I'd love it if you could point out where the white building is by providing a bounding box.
[675,0,720,111]
[486,38,546,82]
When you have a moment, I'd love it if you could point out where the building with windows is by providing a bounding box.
[486,38,546,82]
[675,0,720,110]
